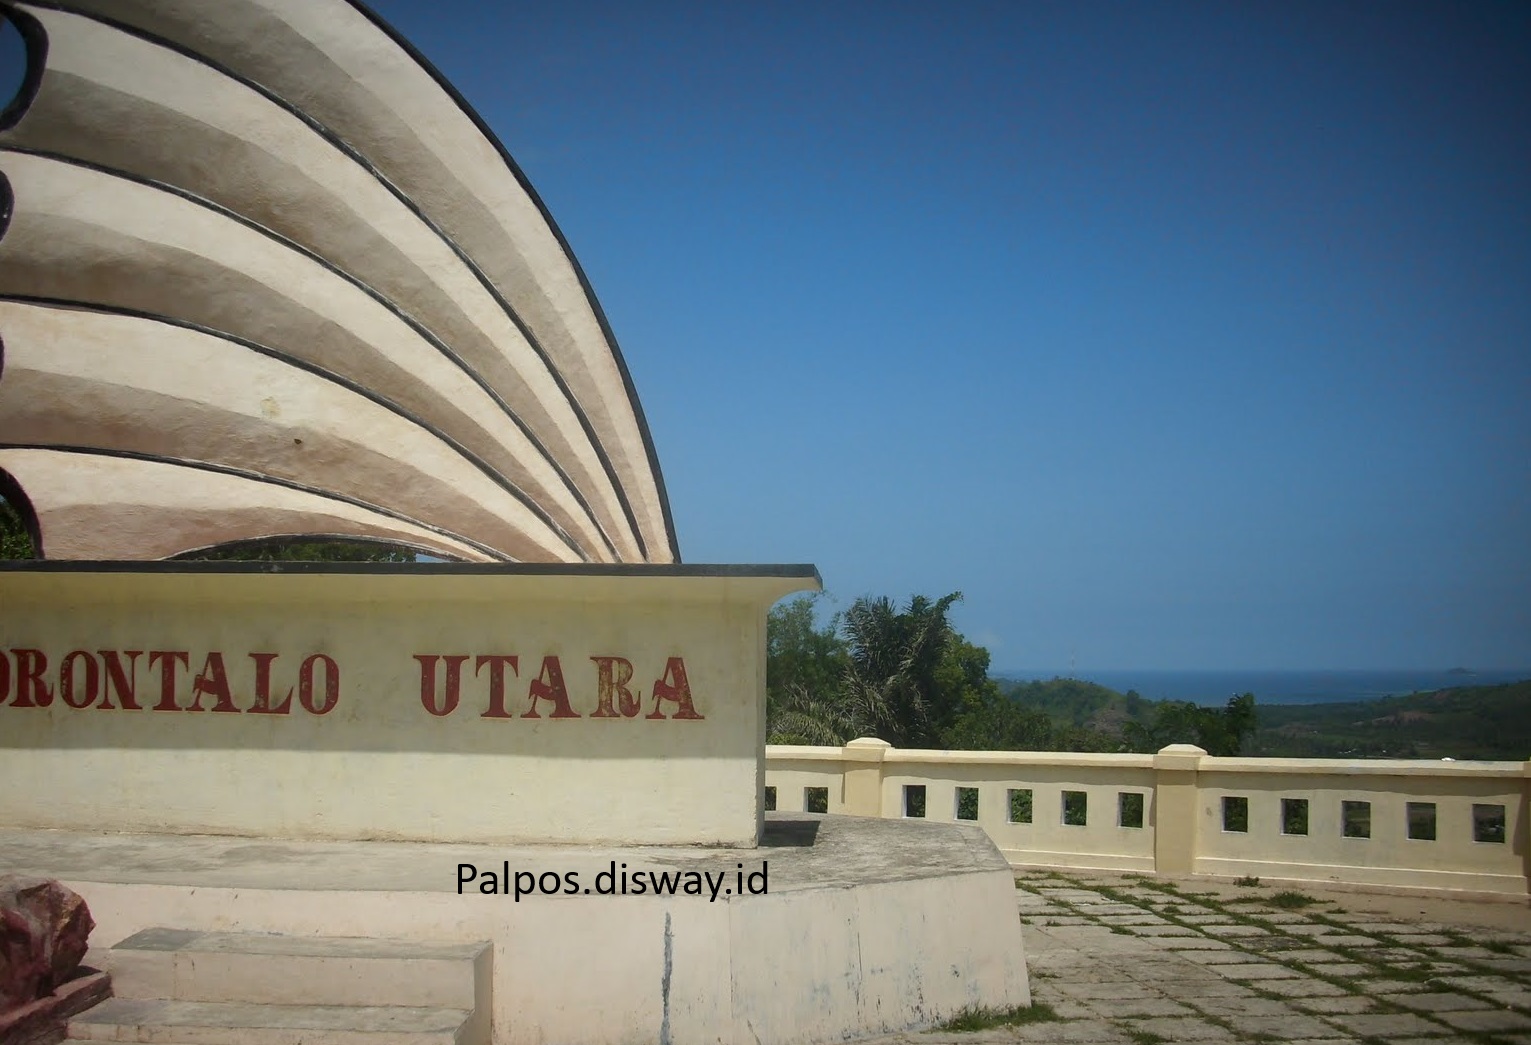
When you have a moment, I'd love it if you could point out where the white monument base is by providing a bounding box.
[3,814,1031,1045]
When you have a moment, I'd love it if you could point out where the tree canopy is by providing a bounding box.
[766,592,1258,755]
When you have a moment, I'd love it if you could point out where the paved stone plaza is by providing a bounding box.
[871,870,1531,1045]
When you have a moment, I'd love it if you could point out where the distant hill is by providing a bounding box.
[1000,676,1153,731]
[1247,680,1531,761]
[997,676,1531,761]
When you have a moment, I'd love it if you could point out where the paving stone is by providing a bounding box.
[1095,914,1170,925]
[1435,975,1521,993]
[1175,914,1236,925]
[1485,988,1531,1008]
[1279,948,1346,963]
[1176,949,1268,965]
[1247,978,1350,998]
[1188,997,1299,1017]
[1302,962,1370,977]
[1198,924,1272,938]
[1390,934,1456,947]
[1478,957,1531,973]
[1081,997,1195,1018]
[1008,1019,1133,1043]
[1258,912,1324,924]
[1116,1016,1232,1041]
[1438,1009,1531,1032]
[1433,945,1503,961]
[1348,978,1431,994]
[1204,963,1303,980]
[1311,934,1377,947]
[1228,1014,1339,1039]
[1133,925,1202,937]
[1392,992,1499,1013]
[1293,996,1381,1015]
[1328,1012,1452,1037]
[1282,924,1335,937]
[1153,937,1235,951]
[1056,982,1165,1000]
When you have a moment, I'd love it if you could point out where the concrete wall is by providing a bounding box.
[767,740,1531,895]
[0,564,817,846]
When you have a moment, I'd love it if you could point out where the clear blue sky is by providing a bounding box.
[14,3,1528,671]
[375,0,1527,671]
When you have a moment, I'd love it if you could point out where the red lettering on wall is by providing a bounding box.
[647,657,703,720]
[589,656,640,718]
[59,651,100,710]
[148,650,190,711]
[98,650,143,710]
[298,654,339,715]
[11,649,53,708]
[0,651,9,706]
[187,652,239,713]
[475,655,519,719]
[416,654,468,717]
[247,652,293,714]
[524,655,579,719]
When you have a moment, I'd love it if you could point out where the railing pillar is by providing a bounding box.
[842,737,892,817]
[1153,743,1207,875]
[1522,759,1531,897]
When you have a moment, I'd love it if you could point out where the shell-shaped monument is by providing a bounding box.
[0,0,679,563]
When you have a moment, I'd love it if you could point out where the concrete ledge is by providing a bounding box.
[2,815,1029,1045]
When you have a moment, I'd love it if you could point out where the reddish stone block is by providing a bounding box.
[0,876,95,1013]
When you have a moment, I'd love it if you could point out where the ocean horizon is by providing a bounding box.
[995,668,1531,707]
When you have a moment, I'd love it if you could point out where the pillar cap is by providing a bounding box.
[1154,743,1207,771]
[844,737,892,762]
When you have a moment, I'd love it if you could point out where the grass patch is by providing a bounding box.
[1109,925,1132,935]
[1268,890,1318,909]
[1129,1031,1167,1045]
[936,1002,1059,1031]
[1235,875,1262,887]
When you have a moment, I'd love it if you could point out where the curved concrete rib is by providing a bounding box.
[0,6,643,563]
[17,0,678,562]
[0,448,493,561]
[0,150,606,561]
[0,301,569,562]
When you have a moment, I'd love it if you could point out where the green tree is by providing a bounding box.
[838,591,963,748]
[180,538,414,562]
[765,595,850,745]
[0,498,35,559]
[1122,692,1257,756]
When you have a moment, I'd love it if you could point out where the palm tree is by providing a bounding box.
[838,592,962,748]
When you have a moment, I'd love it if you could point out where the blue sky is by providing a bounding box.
[7,4,1522,671]
[363,0,1530,672]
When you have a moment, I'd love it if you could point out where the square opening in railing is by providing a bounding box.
[1282,798,1309,836]
[1118,792,1144,829]
[1222,796,1249,833]
[1062,790,1087,827]
[1473,804,1506,844]
[956,787,979,821]
[1008,788,1033,824]
[763,786,777,812]
[804,787,829,814]
[1342,800,1371,838]
[1407,801,1436,841]
[904,784,927,819]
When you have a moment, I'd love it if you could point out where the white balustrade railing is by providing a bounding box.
[766,739,1530,895]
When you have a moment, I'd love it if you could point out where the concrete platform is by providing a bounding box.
[1,814,1030,1045]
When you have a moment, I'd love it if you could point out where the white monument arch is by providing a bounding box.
[0,2,1029,1042]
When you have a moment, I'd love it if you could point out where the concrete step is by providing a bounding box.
[67,998,471,1045]
[104,928,487,1009]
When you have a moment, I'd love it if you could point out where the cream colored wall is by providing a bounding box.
[766,742,1531,894]
[0,568,815,845]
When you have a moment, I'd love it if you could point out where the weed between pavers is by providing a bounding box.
[1268,890,1319,909]
[934,1002,1059,1031]
[1235,875,1263,887]
[1128,1030,1166,1045]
